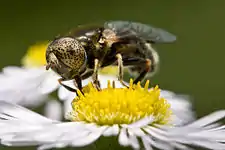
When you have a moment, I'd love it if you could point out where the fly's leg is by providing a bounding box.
[58,78,78,95]
[122,58,152,84]
[74,75,83,92]
[92,59,101,90]
[116,53,129,88]
[133,59,151,84]
[74,75,84,96]
[58,75,84,96]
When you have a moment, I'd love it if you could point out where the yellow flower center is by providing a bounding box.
[69,79,172,126]
[99,66,118,75]
[21,42,49,68]
[99,66,129,76]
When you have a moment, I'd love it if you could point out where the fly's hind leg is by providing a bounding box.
[116,53,129,88]
[122,58,152,84]
[133,59,151,84]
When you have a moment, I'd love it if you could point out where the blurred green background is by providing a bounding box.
[0,0,225,149]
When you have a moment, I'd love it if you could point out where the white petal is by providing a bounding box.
[128,116,154,128]
[146,111,225,150]
[2,140,43,147]
[38,71,60,95]
[0,66,59,106]
[63,99,73,118]
[102,125,119,136]
[187,110,225,128]
[0,89,48,107]
[141,137,153,150]
[0,121,103,149]
[127,129,140,149]
[142,135,174,150]
[2,66,30,76]
[0,101,55,137]
[58,86,76,101]
[38,143,67,150]
[160,89,195,125]
[190,141,225,150]
[118,128,129,147]
[37,125,107,150]
[0,102,225,150]
[127,128,145,137]
[171,143,192,150]
[0,101,54,124]
[71,126,106,147]
[44,100,62,121]
[0,102,107,149]
[144,126,170,142]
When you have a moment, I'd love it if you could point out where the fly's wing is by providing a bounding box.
[104,21,176,43]
[66,24,103,38]
[53,23,103,40]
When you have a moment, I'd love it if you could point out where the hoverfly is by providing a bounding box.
[45,21,176,93]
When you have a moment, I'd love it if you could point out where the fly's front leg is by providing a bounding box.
[92,58,101,90]
[116,53,129,88]
[74,75,82,91]
[58,78,78,95]
[58,75,84,96]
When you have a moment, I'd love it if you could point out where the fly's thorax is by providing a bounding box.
[76,36,101,56]
[75,28,103,55]
[99,29,119,47]
[75,27,102,46]
[74,28,116,69]
[46,37,87,79]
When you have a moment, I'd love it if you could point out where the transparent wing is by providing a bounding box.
[64,23,103,39]
[104,21,177,43]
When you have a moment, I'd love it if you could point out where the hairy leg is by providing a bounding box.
[116,53,129,88]
[92,58,101,90]
[122,58,152,84]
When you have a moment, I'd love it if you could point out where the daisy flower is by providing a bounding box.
[0,79,224,150]
[0,42,195,123]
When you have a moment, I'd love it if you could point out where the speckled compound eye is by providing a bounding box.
[46,37,87,79]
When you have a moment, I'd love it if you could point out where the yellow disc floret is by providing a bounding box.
[21,41,50,68]
[99,66,118,75]
[69,79,172,126]
[99,66,129,76]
